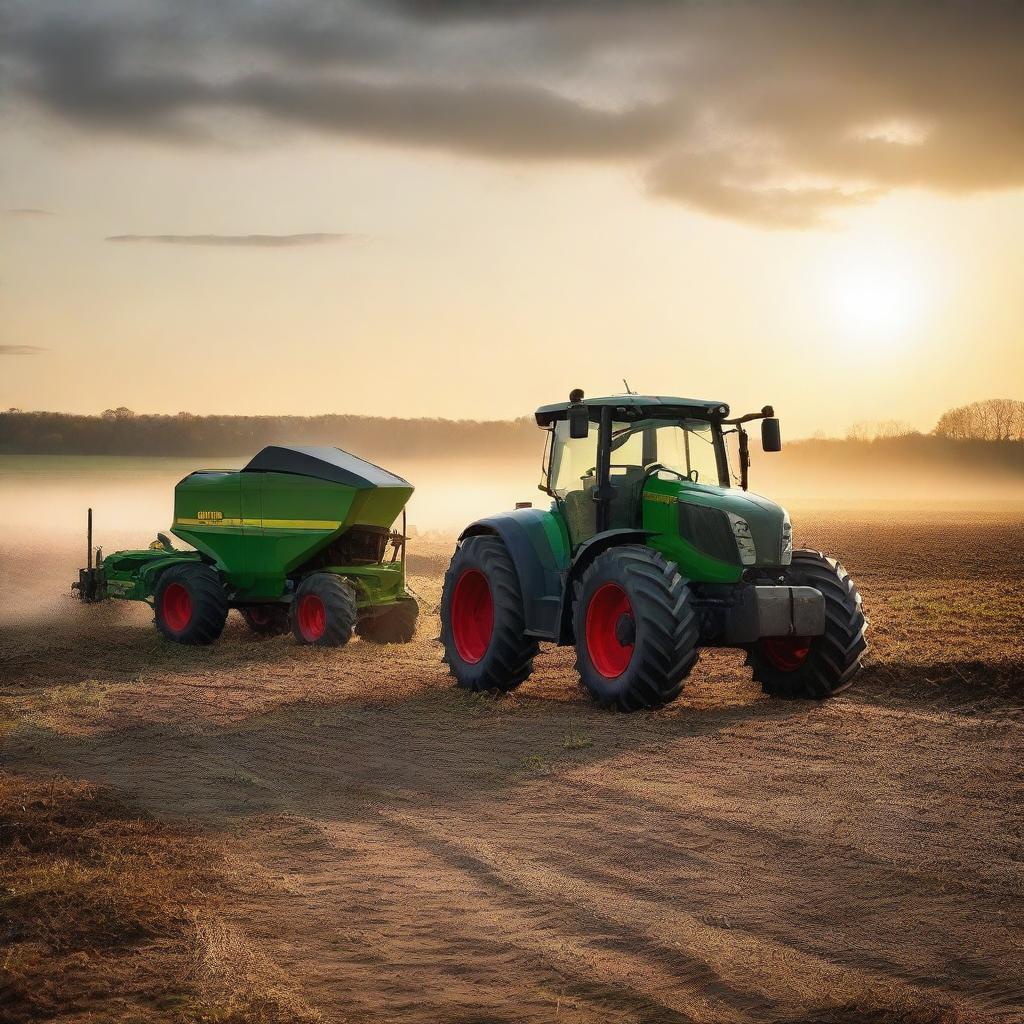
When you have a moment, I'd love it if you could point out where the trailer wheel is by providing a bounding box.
[240,605,290,636]
[745,549,867,699]
[154,564,228,645]
[573,545,698,711]
[441,535,538,692]
[356,597,419,644]
[291,573,358,646]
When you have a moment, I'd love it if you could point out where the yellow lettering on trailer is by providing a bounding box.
[174,517,341,530]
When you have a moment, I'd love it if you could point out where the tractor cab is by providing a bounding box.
[536,392,779,549]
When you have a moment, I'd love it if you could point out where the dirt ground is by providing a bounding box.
[2,509,1022,1024]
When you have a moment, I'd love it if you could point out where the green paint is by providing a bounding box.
[94,458,414,608]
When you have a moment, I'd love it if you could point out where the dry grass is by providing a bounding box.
[0,510,1021,1023]
[0,774,314,1024]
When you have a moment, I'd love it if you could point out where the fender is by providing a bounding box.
[459,507,570,640]
[459,514,652,645]
[558,529,652,642]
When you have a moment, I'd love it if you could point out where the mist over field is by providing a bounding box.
[2,445,1022,630]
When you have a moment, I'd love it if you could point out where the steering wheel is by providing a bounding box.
[583,464,643,479]
[644,462,697,483]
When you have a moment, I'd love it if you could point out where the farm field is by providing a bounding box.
[2,506,1023,1023]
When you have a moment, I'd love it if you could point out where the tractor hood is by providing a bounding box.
[644,477,790,574]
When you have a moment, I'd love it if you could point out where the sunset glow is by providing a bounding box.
[0,2,1022,437]
[829,259,930,348]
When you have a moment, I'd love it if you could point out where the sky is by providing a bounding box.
[1,0,1023,437]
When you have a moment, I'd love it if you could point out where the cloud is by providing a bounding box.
[4,1,1024,227]
[0,345,48,355]
[105,232,355,247]
[6,208,55,217]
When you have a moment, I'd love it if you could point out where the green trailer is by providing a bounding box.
[74,445,418,646]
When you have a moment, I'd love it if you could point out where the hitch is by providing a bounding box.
[71,507,106,603]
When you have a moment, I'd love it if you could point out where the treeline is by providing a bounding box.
[1,402,1022,479]
[934,399,1024,442]
[0,410,537,460]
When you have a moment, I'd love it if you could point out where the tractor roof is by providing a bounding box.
[534,395,729,427]
[243,445,411,489]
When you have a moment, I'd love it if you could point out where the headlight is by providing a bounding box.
[726,512,757,565]
[781,512,793,565]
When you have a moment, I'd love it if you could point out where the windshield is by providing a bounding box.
[543,415,728,497]
[610,418,725,487]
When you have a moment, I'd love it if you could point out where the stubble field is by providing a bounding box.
[1,508,1022,1023]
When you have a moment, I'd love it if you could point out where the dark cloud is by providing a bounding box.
[105,233,355,247]
[4,1,1024,227]
[0,345,48,355]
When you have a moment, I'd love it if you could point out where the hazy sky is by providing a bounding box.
[2,0,1023,436]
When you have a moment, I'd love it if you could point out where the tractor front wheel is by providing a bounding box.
[290,573,358,646]
[154,564,228,645]
[745,549,867,699]
[441,535,538,692]
[573,545,698,711]
[240,605,290,636]
[356,597,419,644]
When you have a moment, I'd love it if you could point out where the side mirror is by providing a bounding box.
[569,404,590,439]
[761,417,782,452]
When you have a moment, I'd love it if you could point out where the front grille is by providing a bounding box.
[677,502,737,564]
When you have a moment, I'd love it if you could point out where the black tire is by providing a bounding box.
[154,563,228,645]
[290,573,358,647]
[573,545,699,711]
[356,597,419,643]
[745,549,867,699]
[240,605,290,636]
[440,535,538,692]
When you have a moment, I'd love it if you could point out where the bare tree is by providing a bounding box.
[845,419,914,441]
[935,399,1024,441]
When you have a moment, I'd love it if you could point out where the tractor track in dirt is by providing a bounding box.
[2,514,1023,1023]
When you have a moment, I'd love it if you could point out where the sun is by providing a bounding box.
[826,251,931,349]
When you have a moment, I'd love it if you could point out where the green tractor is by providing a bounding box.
[73,445,418,646]
[440,391,866,709]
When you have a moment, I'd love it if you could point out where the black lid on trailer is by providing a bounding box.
[243,445,410,489]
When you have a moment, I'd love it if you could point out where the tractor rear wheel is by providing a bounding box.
[441,535,538,692]
[291,573,358,646]
[356,597,419,643]
[573,545,699,711]
[154,563,228,645]
[240,605,290,636]
[745,549,867,699]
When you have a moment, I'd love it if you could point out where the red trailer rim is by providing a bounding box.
[761,636,812,672]
[586,582,635,678]
[297,594,327,641]
[450,569,493,664]
[162,583,192,632]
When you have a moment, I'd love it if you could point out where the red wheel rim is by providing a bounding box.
[297,594,327,641]
[162,583,192,632]
[761,636,812,672]
[450,569,493,664]
[586,582,634,678]
[248,607,271,625]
